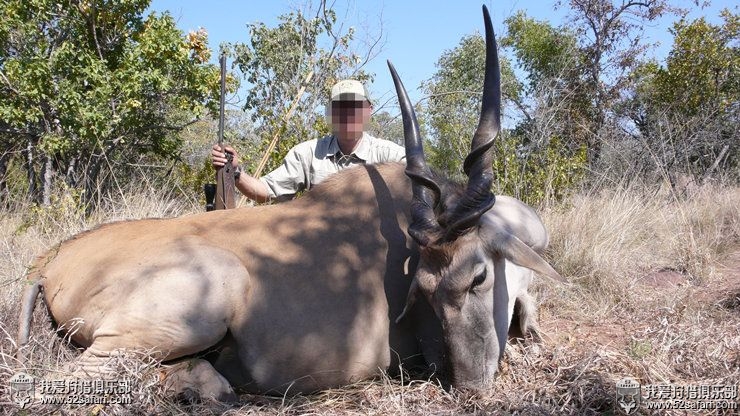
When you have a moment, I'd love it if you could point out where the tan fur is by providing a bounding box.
[20,164,416,396]
[18,163,562,398]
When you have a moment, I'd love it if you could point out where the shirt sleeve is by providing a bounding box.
[381,141,406,163]
[260,146,309,199]
[390,143,406,162]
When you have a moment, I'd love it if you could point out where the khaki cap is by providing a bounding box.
[330,80,371,103]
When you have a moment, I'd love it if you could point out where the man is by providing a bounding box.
[212,80,406,202]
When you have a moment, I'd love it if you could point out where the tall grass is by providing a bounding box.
[539,184,740,319]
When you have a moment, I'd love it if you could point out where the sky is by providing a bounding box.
[147,0,736,112]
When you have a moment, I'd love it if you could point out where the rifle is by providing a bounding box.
[205,52,235,211]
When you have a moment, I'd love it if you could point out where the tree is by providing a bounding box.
[622,9,739,182]
[501,12,591,156]
[366,110,403,146]
[422,33,522,181]
[0,0,220,207]
[503,11,581,88]
[652,10,738,118]
[556,0,672,165]
[422,30,586,204]
[230,1,382,175]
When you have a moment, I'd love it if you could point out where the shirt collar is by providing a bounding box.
[326,132,372,161]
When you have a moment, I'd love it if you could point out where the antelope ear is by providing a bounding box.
[486,232,566,283]
[395,278,420,324]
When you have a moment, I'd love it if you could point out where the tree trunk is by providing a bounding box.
[700,144,730,185]
[25,138,39,203]
[65,156,78,187]
[83,140,119,212]
[84,156,103,212]
[42,154,54,206]
[0,151,9,208]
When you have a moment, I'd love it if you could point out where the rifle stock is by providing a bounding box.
[215,155,235,209]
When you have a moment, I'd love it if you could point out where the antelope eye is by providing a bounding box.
[471,270,487,289]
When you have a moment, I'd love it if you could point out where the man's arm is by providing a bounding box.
[235,174,269,203]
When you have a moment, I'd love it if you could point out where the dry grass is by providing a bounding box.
[542,184,740,320]
[0,183,738,415]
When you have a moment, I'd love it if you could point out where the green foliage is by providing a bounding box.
[623,9,739,179]
[554,0,672,166]
[501,12,593,158]
[502,11,580,88]
[17,182,85,235]
[366,111,404,146]
[423,28,587,201]
[231,5,369,174]
[493,134,587,205]
[0,0,220,206]
[423,34,521,180]
[175,156,215,206]
[653,11,739,117]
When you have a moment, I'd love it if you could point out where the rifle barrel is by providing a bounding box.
[218,53,226,145]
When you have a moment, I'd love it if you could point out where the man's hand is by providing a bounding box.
[210,144,269,203]
[211,144,240,169]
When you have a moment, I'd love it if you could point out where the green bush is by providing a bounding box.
[492,135,587,206]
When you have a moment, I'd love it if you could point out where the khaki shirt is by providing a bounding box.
[260,133,406,199]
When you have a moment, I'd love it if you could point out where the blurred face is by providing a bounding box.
[329,100,372,139]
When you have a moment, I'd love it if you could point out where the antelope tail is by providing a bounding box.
[17,278,42,363]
